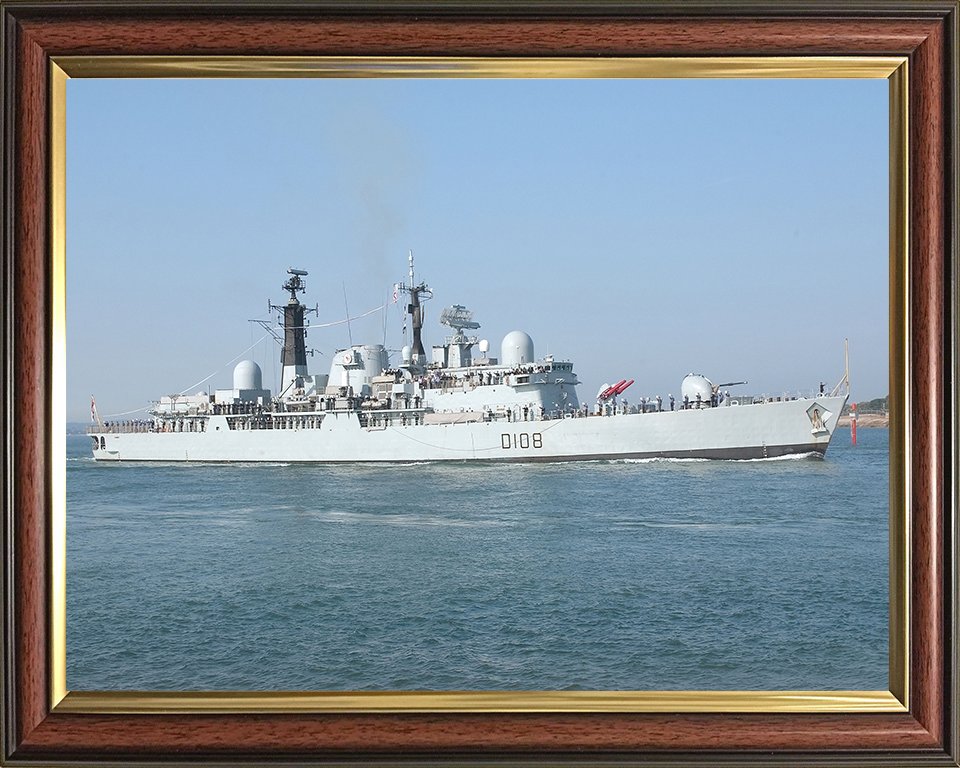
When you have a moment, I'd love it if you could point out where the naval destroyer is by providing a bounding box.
[88,259,848,462]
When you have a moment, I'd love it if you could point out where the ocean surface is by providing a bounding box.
[66,428,889,692]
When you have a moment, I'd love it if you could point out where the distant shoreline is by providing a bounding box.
[838,413,889,428]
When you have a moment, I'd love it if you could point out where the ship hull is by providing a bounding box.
[90,395,846,463]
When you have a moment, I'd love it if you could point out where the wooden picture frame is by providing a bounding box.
[2,2,957,765]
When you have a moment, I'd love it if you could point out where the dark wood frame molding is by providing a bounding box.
[2,2,957,765]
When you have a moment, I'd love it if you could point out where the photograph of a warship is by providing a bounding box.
[88,258,849,463]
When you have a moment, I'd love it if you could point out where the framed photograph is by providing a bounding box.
[2,2,957,766]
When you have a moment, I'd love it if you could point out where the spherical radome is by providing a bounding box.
[233,360,263,391]
[501,331,535,366]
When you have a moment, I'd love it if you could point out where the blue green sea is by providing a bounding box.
[66,427,888,692]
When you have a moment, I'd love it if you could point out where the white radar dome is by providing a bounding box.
[478,339,489,355]
[501,331,535,367]
[680,374,714,403]
[401,345,412,364]
[233,360,263,391]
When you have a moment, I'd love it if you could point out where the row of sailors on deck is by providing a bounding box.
[676,391,731,410]
[420,371,504,389]
[96,419,153,433]
[598,390,733,415]
[418,363,554,390]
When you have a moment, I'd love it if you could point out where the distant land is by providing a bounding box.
[838,396,889,428]
[66,422,88,435]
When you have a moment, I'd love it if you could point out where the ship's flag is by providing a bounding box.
[90,396,97,423]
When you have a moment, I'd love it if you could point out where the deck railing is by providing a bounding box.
[86,421,153,434]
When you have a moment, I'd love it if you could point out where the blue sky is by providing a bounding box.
[66,77,888,423]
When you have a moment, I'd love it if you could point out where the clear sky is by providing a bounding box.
[66,76,888,423]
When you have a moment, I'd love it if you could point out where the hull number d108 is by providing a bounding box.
[501,433,543,449]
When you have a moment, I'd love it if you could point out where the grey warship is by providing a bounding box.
[89,257,848,462]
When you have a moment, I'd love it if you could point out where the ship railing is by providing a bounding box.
[225,413,325,430]
[725,390,834,407]
[726,396,763,407]
[487,407,588,422]
[358,409,427,428]
[267,413,325,430]
[701,395,779,408]
[584,388,836,414]
[419,371,513,390]
[86,421,154,434]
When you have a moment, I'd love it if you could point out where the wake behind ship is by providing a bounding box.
[89,259,848,463]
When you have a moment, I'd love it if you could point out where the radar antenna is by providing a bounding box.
[439,305,480,333]
[282,267,308,301]
[439,305,480,346]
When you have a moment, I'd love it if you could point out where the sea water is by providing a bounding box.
[65,428,888,692]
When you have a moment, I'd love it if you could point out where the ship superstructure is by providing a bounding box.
[88,260,848,463]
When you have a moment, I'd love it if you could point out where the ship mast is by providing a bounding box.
[397,251,433,367]
[271,268,317,395]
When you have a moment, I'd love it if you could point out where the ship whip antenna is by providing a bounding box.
[176,332,273,396]
[828,339,850,398]
[845,338,850,396]
[343,282,353,347]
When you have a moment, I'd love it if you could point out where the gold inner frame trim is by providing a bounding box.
[57,690,905,715]
[50,61,68,708]
[49,55,910,715]
[887,61,910,709]
[54,55,905,79]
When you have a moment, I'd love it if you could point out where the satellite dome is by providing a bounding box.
[501,331,534,366]
[233,360,263,391]
[401,345,412,364]
[478,339,489,355]
[680,374,714,403]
